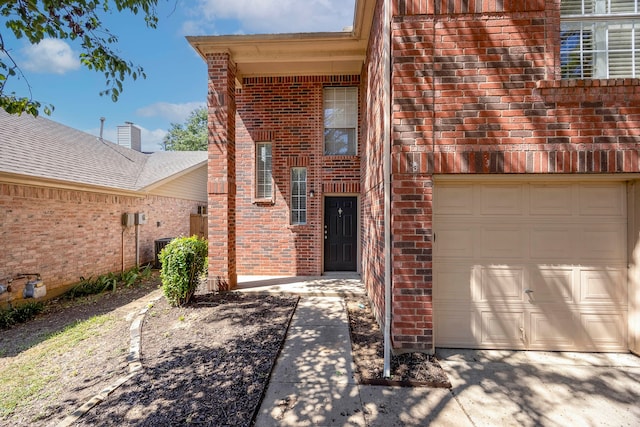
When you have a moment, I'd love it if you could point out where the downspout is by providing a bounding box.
[382,0,392,378]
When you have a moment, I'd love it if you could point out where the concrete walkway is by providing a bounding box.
[249,276,640,427]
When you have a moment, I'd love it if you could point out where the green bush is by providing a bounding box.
[63,265,153,300]
[0,302,44,330]
[159,236,207,306]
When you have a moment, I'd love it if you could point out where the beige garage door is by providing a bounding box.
[434,180,628,352]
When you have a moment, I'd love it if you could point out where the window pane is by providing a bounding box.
[291,167,307,225]
[324,128,356,155]
[561,1,640,79]
[256,143,272,199]
[324,87,357,156]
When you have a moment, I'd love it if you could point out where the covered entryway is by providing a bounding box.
[434,179,628,352]
[324,197,358,272]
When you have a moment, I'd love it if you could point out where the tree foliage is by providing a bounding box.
[0,0,160,116]
[163,106,208,151]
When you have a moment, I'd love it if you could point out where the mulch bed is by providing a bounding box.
[75,292,298,427]
[345,297,451,388]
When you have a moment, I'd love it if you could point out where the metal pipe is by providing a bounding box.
[382,0,392,379]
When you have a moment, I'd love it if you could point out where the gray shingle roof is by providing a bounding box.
[0,110,207,192]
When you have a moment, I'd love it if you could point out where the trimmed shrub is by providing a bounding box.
[159,236,207,306]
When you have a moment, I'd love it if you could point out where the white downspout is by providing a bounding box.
[383,0,392,378]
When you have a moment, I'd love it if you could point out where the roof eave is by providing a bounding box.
[0,172,144,197]
[186,0,375,78]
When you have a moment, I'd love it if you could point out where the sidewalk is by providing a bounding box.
[252,293,466,427]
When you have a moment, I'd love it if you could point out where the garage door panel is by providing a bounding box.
[579,184,626,217]
[579,225,626,261]
[434,264,473,301]
[437,227,474,258]
[434,310,475,347]
[529,311,579,350]
[579,269,627,305]
[436,185,474,215]
[580,312,627,351]
[530,227,573,261]
[480,227,524,259]
[529,268,575,303]
[529,184,573,216]
[480,310,526,348]
[477,266,525,302]
[481,185,523,215]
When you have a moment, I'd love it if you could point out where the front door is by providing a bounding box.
[324,197,357,271]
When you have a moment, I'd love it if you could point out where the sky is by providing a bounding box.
[1,0,356,152]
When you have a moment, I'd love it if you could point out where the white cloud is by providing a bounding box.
[186,0,355,35]
[21,39,80,74]
[136,101,205,123]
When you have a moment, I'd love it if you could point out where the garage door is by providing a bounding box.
[434,180,628,352]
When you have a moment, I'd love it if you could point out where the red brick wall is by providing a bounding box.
[388,0,640,351]
[361,0,387,330]
[233,75,361,276]
[0,183,202,306]
[206,52,237,290]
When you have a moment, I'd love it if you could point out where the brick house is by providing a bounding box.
[189,0,640,355]
[0,110,207,305]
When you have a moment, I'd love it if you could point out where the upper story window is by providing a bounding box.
[324,87,358,156]
[255,142,272,200]
[561,0,640,78]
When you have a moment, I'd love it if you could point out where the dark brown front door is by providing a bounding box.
[324,197,357,271]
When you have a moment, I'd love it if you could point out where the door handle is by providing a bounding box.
[524,289,534,294]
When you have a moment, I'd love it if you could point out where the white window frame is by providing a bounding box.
[255,142,273,201]
[323,87,358,156]
[561,0,640,79]
[290,167,307,225]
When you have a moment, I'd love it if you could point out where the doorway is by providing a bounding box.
[324,196,357,271]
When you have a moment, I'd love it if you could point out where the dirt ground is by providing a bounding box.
[2,278,449,426]
[345,297,451,388]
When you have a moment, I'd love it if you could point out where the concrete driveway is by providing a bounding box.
[431,349,640,426]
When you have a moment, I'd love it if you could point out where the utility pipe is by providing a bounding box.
[382,0,392,378]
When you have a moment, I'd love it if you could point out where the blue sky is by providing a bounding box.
[2,0,356,151]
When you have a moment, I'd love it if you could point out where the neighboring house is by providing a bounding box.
[0,110,207,305]
[188,0,640,356]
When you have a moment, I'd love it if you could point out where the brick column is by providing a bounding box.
[207,52,237,290]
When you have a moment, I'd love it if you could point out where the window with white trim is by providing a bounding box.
[324,87,358,156]
[561,0,640,78]
[256,142,272,200]
[291,167,307,225]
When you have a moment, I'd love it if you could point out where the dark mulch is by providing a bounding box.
[345,297,451,388]
[75,292,298,427]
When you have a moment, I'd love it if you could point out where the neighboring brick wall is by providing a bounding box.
[0,183,202,306]
[234,75,360,276]
[388,1,640,351]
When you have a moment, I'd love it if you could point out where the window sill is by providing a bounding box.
[537,78,640,90]
[536,78,640,104]
[253,198,275,206]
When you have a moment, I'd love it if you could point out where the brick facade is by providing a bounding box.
[386,0,640,351]
[231,75,361,276]
[0,183,202,306]
[200,0,640,353]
